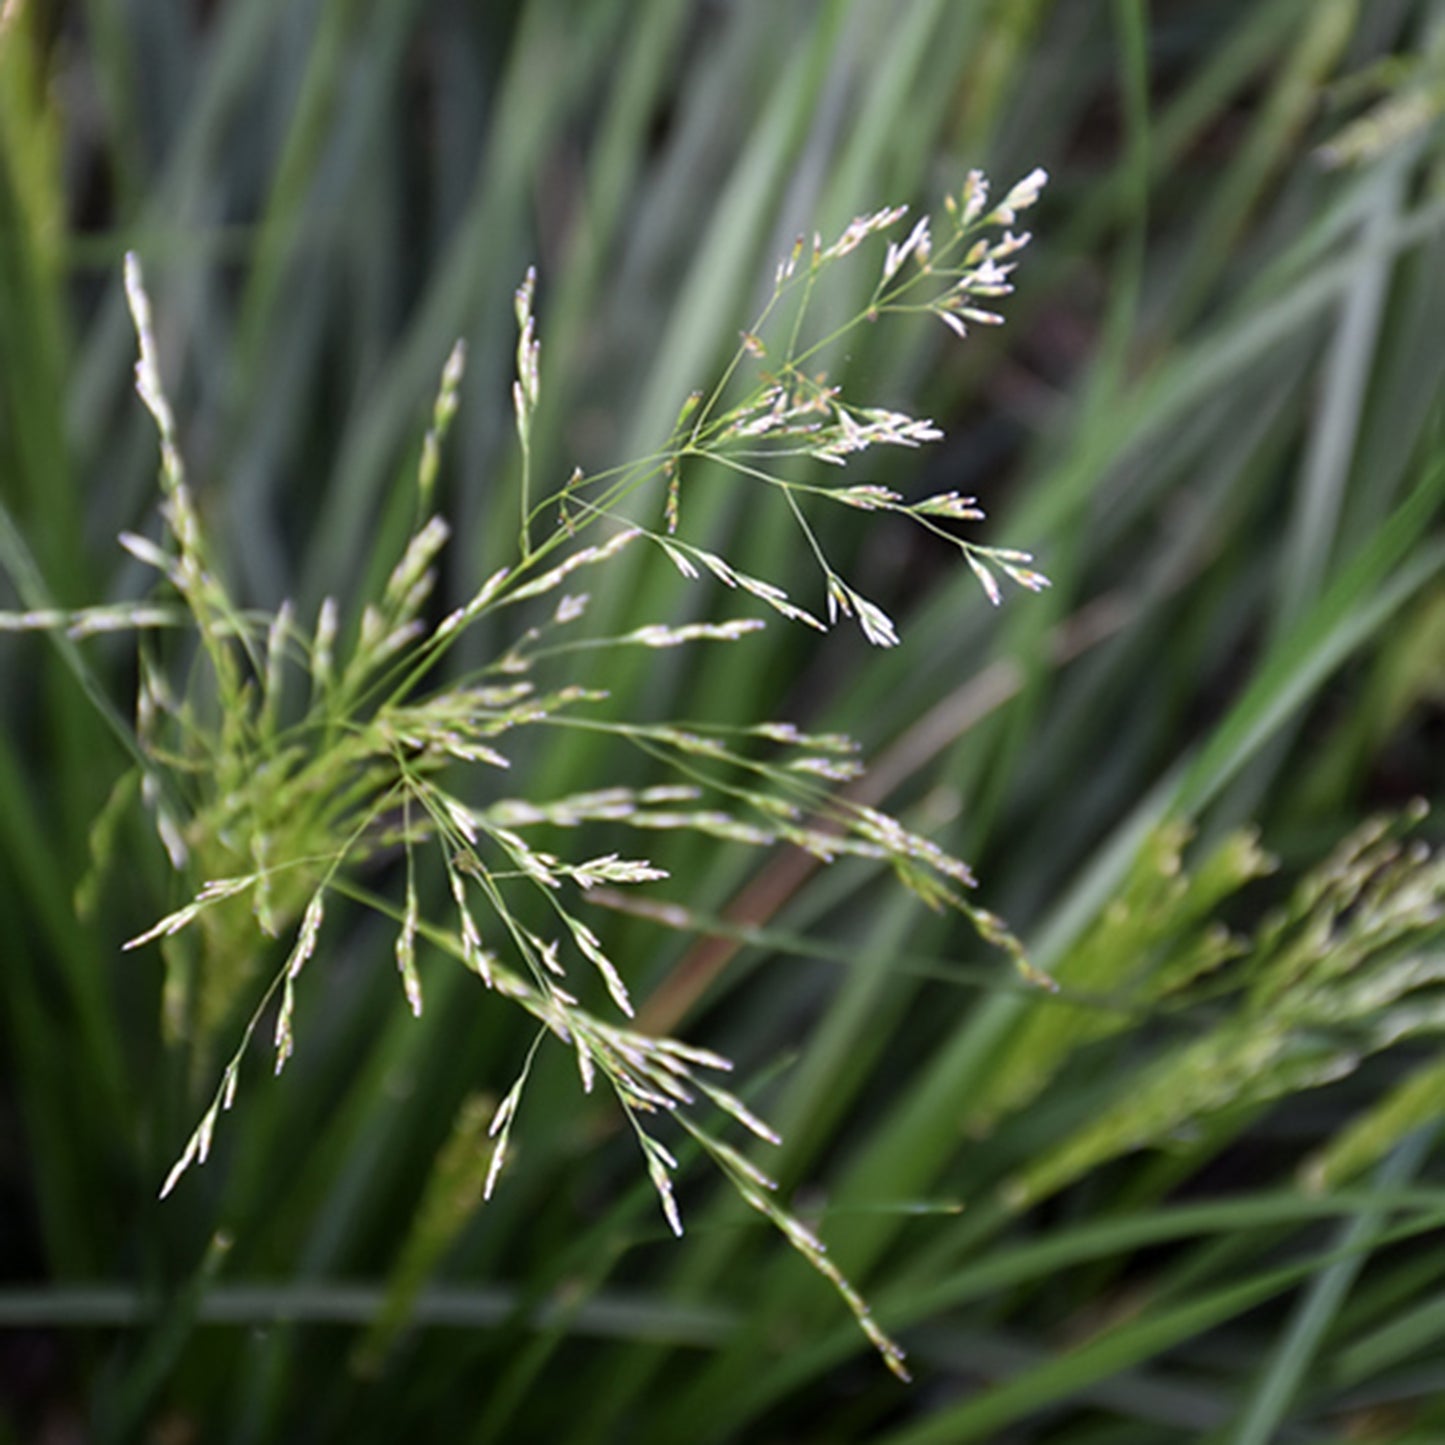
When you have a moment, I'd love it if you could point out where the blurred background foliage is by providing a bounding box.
[3,0,1445,1439]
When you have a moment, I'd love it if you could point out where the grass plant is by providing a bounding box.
[93,179,1051,1377]
[2,1,1445,1440]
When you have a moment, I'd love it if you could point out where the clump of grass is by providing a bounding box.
[996,802,1445,1211]
[7,170,1050,1378]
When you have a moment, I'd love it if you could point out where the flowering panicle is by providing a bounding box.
[34,183,1054,1379]
[633,167,1052,635]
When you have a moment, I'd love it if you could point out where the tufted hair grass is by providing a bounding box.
[5,5,1445,1440]
[8,174,1053,1379]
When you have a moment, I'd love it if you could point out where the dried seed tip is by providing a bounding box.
[530,936,562,975]
[507,529,639,602]
[123,253,181,460]
[832,485,902,511]
[385,515,451,606]
[1000,166,1048,214]
[513,265,536,326]
[673,391,703,432]
[159,1132,200,1199]
[438,338,467,413]
[574,1039,596,1093]
[704,1084,783,1146]
[752,720,803,743]
[821,204,909,261]
[487,1085,520,1140]
[396,882,422,1016]
[883,216,932,283]
[966,553,1002,606]
[828,579,899,647]
[196,1107,218,1165]
[645,1152,684,1237]
[991,230,1032,260]
[571,921,633,1016]
[788,755,864,782]
[914,491,985,520]
[656,1037,734,1073]
[118,530,174,575]
[693,548,737,588]
[1003,564,1051,593]
[958,169,989,226]
[935,309,969,340]
[1017,957,1060,993]
[122,251,152,340]
[310,595,338,681]
[262,599,294,723]
[512,267,541,414]
[881,1346,912,1383]
[273,978,296,1072]
[446,566,511,630]
[658,540,700,579]
[776,234,806,284]
[287,891,326,979]
[570,854,669,888]
[483,1136,509,1200]
[554,592,588,625]
[623,619,765,648]
[123,874,255,949]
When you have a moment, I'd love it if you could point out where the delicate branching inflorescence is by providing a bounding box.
[537,165,1052,646]
[28,171,1052,1378]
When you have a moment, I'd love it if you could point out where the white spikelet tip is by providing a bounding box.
[123,251,149,331]
[659,1180,684,1237]
[158,1139,197,1200]
[442,338,467,390]
[484,1139,507,1201]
